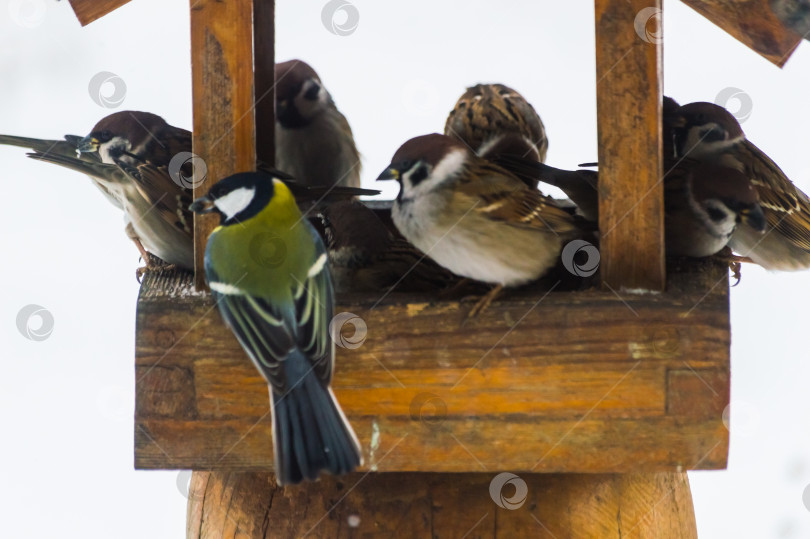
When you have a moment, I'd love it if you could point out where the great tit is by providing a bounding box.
[190,171,362,485]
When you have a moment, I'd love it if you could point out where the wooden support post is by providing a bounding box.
[190,0,258,289]
[186,472,697,538]
[595,0,665,292]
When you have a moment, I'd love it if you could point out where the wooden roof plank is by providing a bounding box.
[67,0,131,26]
[681,0,802,67]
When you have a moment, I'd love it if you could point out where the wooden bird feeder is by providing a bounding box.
[66,0,804,536]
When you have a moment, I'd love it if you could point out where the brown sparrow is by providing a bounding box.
[320,199,458,293]
[376,134,584,315]
[673,101,810,270]
[444,83,547,188]
[1,111,196,270]
[275,59,362,191]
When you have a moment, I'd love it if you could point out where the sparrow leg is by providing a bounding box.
[466,284,504,318]
[713,247,754,286]
[438,278,472,299]
[131,238,176,282]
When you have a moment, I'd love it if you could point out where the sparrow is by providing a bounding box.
[0,111,378,274]
[0,111,195,270]
[664,162,766,258]
[320,199,459,293]
[190,171,362,485]
[444,83,547,188]
[490,158,765,261]
[376,134,584,316]
[673,101,810,270]
[275,59,362,191]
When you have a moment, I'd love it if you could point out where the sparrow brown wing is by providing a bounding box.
[126,163,194,237]
[458,161,580,236]
[444,83,547,163]
[740,140,810,253]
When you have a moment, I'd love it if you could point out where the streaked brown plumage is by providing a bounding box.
[444,83,547,188]
[673,101,810,270]
[377,134,586,315]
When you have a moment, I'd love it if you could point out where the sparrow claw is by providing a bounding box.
[464,284,504,319]
[135,253,176,283]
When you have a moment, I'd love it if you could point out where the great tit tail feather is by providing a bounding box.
[271,352,362,485]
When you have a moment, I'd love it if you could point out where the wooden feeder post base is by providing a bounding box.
[186,471,697,538]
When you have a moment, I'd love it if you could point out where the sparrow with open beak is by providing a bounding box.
[1,110,378,275]
[673,101,810,270]
[376,134,585,316]
[0,111,195,271]
[275,59,362,191]
[320,199,458,293]
[444,83,547,189]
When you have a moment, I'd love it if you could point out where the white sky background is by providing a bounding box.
[0,1,809,537]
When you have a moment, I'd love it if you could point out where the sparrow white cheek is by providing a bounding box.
[98,136,131,164]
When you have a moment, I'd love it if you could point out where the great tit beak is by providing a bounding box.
[740,205,766,233]
[190,195,215,214]
[77,135,100,154]
[376,166,400,182]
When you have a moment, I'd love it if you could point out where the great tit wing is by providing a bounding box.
[293,222,335,385]
[212,285,296,395]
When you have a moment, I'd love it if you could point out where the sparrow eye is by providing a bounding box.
[700,126,727,143]
[408,165,429,186]
[303,83,321,101]
[98,130,113,142]
[706,205,728,222]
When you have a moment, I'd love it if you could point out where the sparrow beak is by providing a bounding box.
[669,116,687,128]
[376,166,400,182]
[189,195,215,214]
[78,135,100,154]
[740,205,766,233]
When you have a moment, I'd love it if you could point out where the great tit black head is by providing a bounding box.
[190,172,276,225]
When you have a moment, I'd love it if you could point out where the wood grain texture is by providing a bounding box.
[190,0,257,289]
[66,0,131,26]
[253,0,276,167]
[681,0,802,67]
[595,0,665,291]
[185,471,697,538]
[135,258,730,472]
